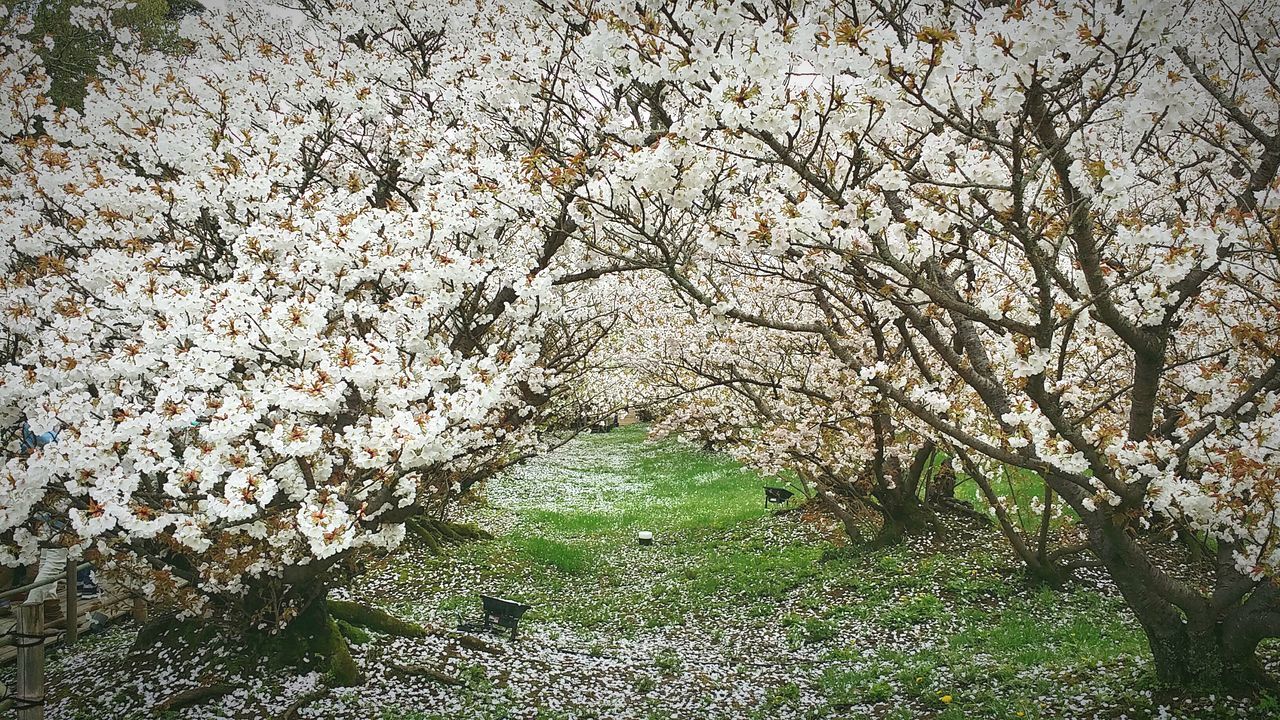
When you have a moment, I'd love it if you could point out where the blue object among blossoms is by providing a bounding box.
[20,421,59,451]
[15,420,100,597]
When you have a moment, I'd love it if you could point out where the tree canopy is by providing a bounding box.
[3,0,1279,691]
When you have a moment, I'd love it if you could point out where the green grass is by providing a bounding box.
[523,426,768,536]
[347,425,1267,720]
[510,535,593,574]
[952,461,1082,531]
[951,599,1145,667]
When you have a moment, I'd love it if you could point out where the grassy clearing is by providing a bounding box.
[24,425,1276,719]
[346,426,1271,720]
[518,427,768,537]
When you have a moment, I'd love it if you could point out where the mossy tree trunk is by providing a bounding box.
[869,444,941,546]
[871,486,938,546]
[136,565,431,688]
[249,580,438,686]
[267,594,365,686]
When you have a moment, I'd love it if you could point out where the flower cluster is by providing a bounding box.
[0,0,607,613]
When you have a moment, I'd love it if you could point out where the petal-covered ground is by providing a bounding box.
[11,426,1278,719]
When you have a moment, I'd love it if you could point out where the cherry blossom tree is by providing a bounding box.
[4,0,194,110]
[567,0,1280,686]
[638,300,954,545]
[1,0,614,683]
[6,0,1280,693]
[537,274,655,432]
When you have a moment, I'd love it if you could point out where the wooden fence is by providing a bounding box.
[0,561,141,719]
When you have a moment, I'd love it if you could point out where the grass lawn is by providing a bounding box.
[17,425,1278,719]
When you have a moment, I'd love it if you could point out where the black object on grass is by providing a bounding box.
[459,595,532,641]
[765,486,795,507]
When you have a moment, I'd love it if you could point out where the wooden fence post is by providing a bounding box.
[63,560,78,645]
[15,603,45,720]
[132,596,148,624]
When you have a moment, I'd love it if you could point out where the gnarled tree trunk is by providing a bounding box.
[1086,513,1276,689]
[135,553,432,687]
[870,445,941,546]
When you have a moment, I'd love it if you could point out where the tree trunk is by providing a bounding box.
[925,457,957,505]
[1088,522,1269,689]
[264,594,365,686]
[869,446,941,545]
[814,487,866,543]
[1139,608,1266,688]
[135,579,430,688]
[871,486,937,546]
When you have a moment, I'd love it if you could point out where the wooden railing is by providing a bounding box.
[0,561,143,719]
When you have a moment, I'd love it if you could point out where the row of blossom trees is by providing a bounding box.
[1,0,630,682]
[3,0,1279,691]
[559,0,1280,687]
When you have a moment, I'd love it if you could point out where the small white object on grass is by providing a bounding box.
[637,531,653,546]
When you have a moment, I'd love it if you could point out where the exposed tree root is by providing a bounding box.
[294,598,434,686]
[405,517,494,555]
[387,659,464,686]
[282,686,331,720]
[455,633,505,655]
[210,599,426,687]
[335,617,371,645]
[330,597,503,653]
[134,597,458,691]
[152,681,236,713]
[930,496,990,525]
[329,598,429,638]
[275,597,478,687]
